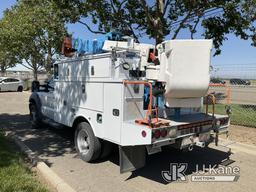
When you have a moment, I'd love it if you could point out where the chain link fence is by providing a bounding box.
[207,64,256,128]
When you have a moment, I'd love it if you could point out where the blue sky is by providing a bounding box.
[1,0,256,78]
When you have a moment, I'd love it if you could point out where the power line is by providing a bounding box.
[213,64,256,66]
[170,8,224,28]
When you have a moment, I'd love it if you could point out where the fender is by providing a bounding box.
[71,111,104,139]
[71,115,90,129]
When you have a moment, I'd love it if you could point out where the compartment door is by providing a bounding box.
[103,83,122,143]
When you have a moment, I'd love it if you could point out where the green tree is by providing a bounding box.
[0,18,20,76]
[0,0,67,80]
[0,50,18,76]
[0,29,19,76]
[53,0,256,55]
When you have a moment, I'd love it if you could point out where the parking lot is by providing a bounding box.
[1,92,256,192]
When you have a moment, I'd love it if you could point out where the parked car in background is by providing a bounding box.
[230,78,251,85]
[210,78,226,84]
[0,77,24,92]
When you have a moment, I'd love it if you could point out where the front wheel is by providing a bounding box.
[75,122,101,162]
[29,103,42,129]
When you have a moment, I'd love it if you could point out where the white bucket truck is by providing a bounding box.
[29,37,230,173]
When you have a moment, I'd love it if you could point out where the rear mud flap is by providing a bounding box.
[119,145,146,173]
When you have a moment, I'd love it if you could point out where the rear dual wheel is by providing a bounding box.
[75,122,113,162]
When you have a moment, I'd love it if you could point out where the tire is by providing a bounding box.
[75,122,101,162]
[29,103,42,129]
[17,86,23,92]
[100,139,113,159]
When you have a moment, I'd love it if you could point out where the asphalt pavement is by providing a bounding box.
[0,92,256,192]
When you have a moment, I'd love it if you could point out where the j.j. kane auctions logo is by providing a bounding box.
[162,163,240,182]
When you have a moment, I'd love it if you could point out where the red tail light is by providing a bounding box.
[160,129,167,137]
[153,130,161,139]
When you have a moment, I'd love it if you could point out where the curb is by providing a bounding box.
[37,162,76,192]
[5,131,77,192]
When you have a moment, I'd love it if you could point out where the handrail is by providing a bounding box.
[205,93,216,117]
[123,80,153,121]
